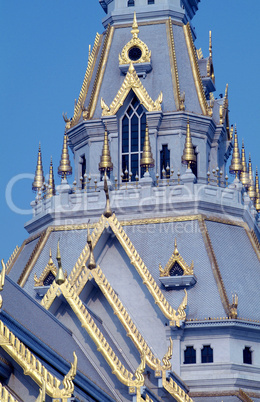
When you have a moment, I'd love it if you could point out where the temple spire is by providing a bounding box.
[229,126,242,179]
[46,157,55,199]
[181,119,196,169]
[240,140,250,188]
[99,129,113,173]
[255,167,260,212]
[58,132,72,180]
[247,154,256,202]
[140,125,155,173]
[32,143,45,192]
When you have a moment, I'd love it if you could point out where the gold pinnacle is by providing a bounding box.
[240,140,250,188]
[46,157,55,199]
[99,129,113,173]
[255,167,260,212]
[32,143,45,192]
[140,125,155,172]
[229,127,242,179]
[247,154,256,202]
[55,240,65,285]
[181,119,196,168]
[58,132,72,180]
[131,12,139,39]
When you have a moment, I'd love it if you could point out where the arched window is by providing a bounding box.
[184,346,196,364]
[160,144,170,179]
[121,95,146,181]
[201,345,213,363]
[128,0,135,6]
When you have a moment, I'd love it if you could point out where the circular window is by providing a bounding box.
[128,46,142,61]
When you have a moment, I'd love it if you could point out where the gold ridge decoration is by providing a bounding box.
[207,31,215,84]
[68,33,101,128]
[108,214,187,326]
[159,239,194,277]
[0,383,18,402]
[161,370,194,402]
[0,319,76,399]
[34,249,58,287]
[6,245,20,273]
[88,25,114,120]
[101,62,162,116]
[119,12,151,65]
[56,279,145,389]
[162,337,173,371]
[166,18,183,110]
[183,23,208,116]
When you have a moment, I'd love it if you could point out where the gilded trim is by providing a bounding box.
[18,230,51,287]
[101,63,162,116]
[87,25,115,119]
[6,246,19,274]
[161,371,194,402]
[246,229,260,264]
[69,33,102,128]
[198,218,230,316]
[166,18,183,111]
[0,383,18,402]
[108,214,187,326]
[183,23,208,116]
[56,279,145,389]
[0,320,75,398]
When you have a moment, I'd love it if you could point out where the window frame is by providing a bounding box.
[184,346,196,364]
[201,345,213,364]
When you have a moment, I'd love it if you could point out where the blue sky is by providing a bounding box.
[0,1,260,261]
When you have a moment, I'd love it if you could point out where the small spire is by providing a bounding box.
[209,30,212,59]
[32,143,45,192]
[103,171,112,218]
[131,12,139,39]
[99,129,113,173]
[58,132,72,180]
[229,126,242,179]
[255,167,260,212]
[46,157,55,199]
[140,125,155,173]
[174,239,179,256]
[87,222,96,270]
[181,119,196,169]
[247,154,256,202]
[55,240,65,285]
[240,140,250,188]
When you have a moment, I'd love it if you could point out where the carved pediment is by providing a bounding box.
[159,239,194,277]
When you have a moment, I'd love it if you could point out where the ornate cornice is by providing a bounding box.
[0,320,76,399]
[101,63,162,116]
[183,23,208,116]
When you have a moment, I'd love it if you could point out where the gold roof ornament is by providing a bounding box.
[103,171,112,218]
[240,140,250,188]
[32,143,45,192]
[0,260,6,309]
[119,12,151,65]
[58,132,72,180]
[55,241,65,285]
[87,223,97,270]
[247,154,256,202]
[255,167,260,212]
[34,249,66,287]
[46,157,56,199]
[140,125,155,173]
[99,129,113,173]
[229,127,242,179]
[159,238,194,277]
[229,294,238,319]
[181,119,196,169]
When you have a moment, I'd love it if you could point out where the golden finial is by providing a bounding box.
[131,12,139,39]
[140,125,155,173]
[181,119,196,169]
[87,221,96,270]
[247,154,256,202]
[174,238,179,256]
[99,129,113,173]
[209,30,212,59]
[32,143,45,192]
[46,157,55,199]
[229,126,242,179]
[58,132,72,180]
[240,140,250,188]
[55,240,65,285]
[255,167,260,212]
[103,170,112,218]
